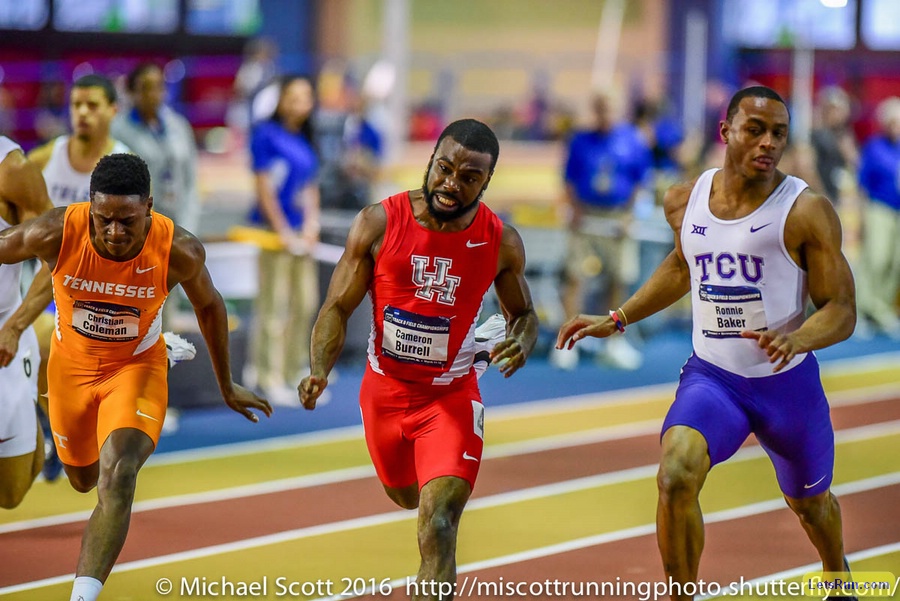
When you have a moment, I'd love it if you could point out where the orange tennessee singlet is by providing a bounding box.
[51,202,173,361]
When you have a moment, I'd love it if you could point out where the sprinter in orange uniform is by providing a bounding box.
[0,153,272,601]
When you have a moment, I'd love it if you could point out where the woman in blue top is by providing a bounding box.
[857,96,900,338]
[247,75,321,402]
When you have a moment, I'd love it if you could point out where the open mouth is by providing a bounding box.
[433,193,458,209]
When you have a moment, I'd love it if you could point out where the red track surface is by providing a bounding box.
[2,398,899,592]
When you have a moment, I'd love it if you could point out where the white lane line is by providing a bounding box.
[3,445,900,597]
[140,350,900,469]
[3,414,899,536]
[0,419,662,535]
[698,540,900,599]
[310,473,900,601]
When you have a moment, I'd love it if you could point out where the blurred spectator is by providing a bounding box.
[314,63,382,211]
[112,62,200,232]
[227,37,279,141]
[630,96,684,333]
[632,97,685,178]
[516,79,552,141]
[0,84,15,137]
[811,86,859,206]
[409,100,443,141]
[33,81,68,145]
[245,75,321,404]
[553,90,653,370]
[28,74,130,207]
[856,96,900,338]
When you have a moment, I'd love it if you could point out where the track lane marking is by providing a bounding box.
[2,425,899,597]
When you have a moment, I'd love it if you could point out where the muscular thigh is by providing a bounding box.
[48,340,167,467]
[359,369,417,489]
[405,380,485,491]
[750,354,835,498]
[662,355,751,467]
[95,342,168,454]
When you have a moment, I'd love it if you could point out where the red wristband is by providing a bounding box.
[609,310,625,333]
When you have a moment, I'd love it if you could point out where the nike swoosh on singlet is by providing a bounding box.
[466,240,489,248]
[0,435,16,443]
[462,451,480,462]
[749,223,772,233]
[135,265,157,274]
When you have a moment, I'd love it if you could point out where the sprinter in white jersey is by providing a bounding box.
[0,136,54,507]
[558,87,858,599]
[37,134,130,207]
[28,74,130,208]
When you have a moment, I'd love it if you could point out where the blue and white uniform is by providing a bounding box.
[0,137,40,459]
[663,168,835,498]
[42,135,131,207]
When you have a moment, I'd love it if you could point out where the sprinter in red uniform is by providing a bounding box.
[301,119,538,596]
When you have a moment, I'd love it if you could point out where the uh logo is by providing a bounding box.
[411,255,460,305]
[694,252,765,283]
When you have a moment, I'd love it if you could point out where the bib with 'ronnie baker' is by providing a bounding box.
[681,169,810,378]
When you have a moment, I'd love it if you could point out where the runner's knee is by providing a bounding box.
[786,491,836,525]
[100,454,142,493]
[421,508,457,545]
[658,430,709,499]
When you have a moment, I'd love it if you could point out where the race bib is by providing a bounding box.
[382,306,450,366]
[72,300,140,342]
[697,284,768,339]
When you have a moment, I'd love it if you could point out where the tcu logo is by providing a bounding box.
[695,252,764,283]
[411,255,460,305]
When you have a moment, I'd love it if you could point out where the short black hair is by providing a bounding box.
[434,119,500,171]
[73,74,117,104]
[126,62,162,93]
[90,154,151,199]
[725,86,788,123]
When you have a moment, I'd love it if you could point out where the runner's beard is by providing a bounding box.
[423,185,484,223]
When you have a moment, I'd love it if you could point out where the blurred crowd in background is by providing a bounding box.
[2,0,900,400]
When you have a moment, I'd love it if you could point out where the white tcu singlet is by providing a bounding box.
[0,138,39,457]
[681,168,809,378]
[42,135,131,207]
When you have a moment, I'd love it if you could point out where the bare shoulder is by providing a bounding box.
[0,147,53,217]
[0,145,27,176]
[500,222,525,253]
[791,188,838,220]
[24,206,66,235]
[168,226,206,282]
[786,188,842,242]
[37,206,67,229]
[662,178,698,229]
[357,202,387,231]
[24,207,67,262]
[349,202,387,254]
[497,222,526,271]
[0,149,28,197]
[0,148,33,188]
